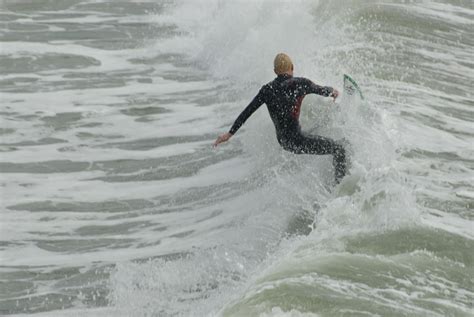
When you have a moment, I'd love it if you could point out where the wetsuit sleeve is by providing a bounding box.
[299,78,333,97]
[228,87,265,135]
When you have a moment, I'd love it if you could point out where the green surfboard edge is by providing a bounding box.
[343,74,364,100]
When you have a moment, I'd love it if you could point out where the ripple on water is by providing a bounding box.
[41,112,83,131]
[7,199,156,213]
[120,106,170,117]
[0,128,15,135]
[75,221,157,237]
[0,53,100,74]
[100,134,215,151]
[36,238,136,253]
[0,138,68,152]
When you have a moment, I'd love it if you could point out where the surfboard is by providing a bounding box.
[343,74,364,100]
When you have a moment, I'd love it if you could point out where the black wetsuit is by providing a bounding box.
[229,74,346,182]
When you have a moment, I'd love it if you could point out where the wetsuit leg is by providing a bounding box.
[284,134,347,183]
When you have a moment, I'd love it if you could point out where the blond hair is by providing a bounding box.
[274,53,293,75]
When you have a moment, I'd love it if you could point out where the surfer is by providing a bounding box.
[214,53,346,183]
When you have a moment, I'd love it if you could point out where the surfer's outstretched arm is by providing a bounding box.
[300,78,339,101]
[214,88,265,147]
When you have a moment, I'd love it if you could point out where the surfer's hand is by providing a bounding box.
[331,89,339,101]
[214,132,232,147]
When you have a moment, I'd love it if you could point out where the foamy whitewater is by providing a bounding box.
[1,0,473,316]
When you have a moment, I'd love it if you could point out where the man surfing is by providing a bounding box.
[214,53,346,183]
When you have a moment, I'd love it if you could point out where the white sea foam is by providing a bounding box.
[2,0,473,316]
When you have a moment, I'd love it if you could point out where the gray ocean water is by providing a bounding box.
[1,0,473,316]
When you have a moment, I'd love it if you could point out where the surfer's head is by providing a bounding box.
[274,53,293,75]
